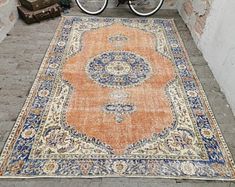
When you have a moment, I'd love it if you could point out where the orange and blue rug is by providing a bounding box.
[0,16,235,180]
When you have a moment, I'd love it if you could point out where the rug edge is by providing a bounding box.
[0,16,234,180]
[170,19,235,176]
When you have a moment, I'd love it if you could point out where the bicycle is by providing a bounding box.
[75,0,165,17]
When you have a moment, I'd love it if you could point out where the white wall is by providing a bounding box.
[0,0,18,42]
[199,0,235,114]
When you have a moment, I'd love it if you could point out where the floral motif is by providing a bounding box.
[112,160,128,174]
[38,89,50,97]
[201,128,214,139]
[22,128,36,139]
[44,129,79,153]
[8,160,24,175]
[43,160,58,174]
[57,41,66,47]
[178,64,186,70]
[180,162,196,176]
[187,90,198,97]
[49,63,59,69]
[167,131,193,151]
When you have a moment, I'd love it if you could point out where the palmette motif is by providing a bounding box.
[0,17,234,180]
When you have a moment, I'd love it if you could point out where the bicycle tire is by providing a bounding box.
[128,0,164,17]
[75,0,108,15]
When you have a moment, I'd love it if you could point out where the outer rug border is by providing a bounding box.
[0,16,234,181]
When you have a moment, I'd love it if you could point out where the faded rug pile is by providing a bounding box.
[0,16,235,180]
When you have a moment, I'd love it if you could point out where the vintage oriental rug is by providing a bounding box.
[0,16,235,180]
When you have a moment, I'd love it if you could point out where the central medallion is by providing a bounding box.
[105,61,131,76]
[86,51,152,88]
[86,51,152,123]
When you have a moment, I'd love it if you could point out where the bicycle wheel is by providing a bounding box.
[128,0,164,17]
[75,0,108,15]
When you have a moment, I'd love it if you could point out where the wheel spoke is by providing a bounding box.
[129,0,164,16]
[76,0,107,14]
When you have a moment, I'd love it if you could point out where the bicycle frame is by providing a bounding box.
[116,0,128,6]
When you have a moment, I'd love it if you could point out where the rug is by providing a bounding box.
[0,16,235,180]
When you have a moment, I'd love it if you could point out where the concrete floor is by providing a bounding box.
[0,5,235,187]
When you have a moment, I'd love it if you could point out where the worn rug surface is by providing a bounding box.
[0,16,235,180]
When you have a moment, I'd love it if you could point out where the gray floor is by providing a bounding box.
[0,6,235,187]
